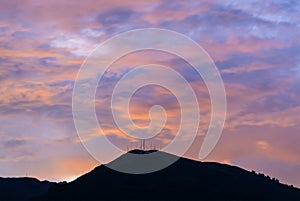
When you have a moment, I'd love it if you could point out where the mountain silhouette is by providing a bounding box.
[0,177,56,201]
[33,149,300,201]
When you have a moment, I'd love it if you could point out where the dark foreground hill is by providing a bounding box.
[0,177,56,201]
[35,150,300,201]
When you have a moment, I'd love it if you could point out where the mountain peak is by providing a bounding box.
[36,151,300,200]
[127,149,158,154]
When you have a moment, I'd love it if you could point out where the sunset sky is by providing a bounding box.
[0,0,300,187]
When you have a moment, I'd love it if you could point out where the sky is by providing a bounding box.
[0,0,300,187]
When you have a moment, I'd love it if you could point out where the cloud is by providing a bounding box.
[3,140,26,149]
[222,61,276,74]
[96,9,138,25]
[256,140,270,150]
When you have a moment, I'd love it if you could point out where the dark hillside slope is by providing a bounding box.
[0,177,56,201]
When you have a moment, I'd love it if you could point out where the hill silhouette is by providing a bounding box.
[34,149,300,201]
[0,177,56,201]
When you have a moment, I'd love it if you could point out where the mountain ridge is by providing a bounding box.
[35,149,300,200]
[0,177,56,201]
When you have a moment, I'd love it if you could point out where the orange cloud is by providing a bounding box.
[55,156,98,181]
[256,140,269,150]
